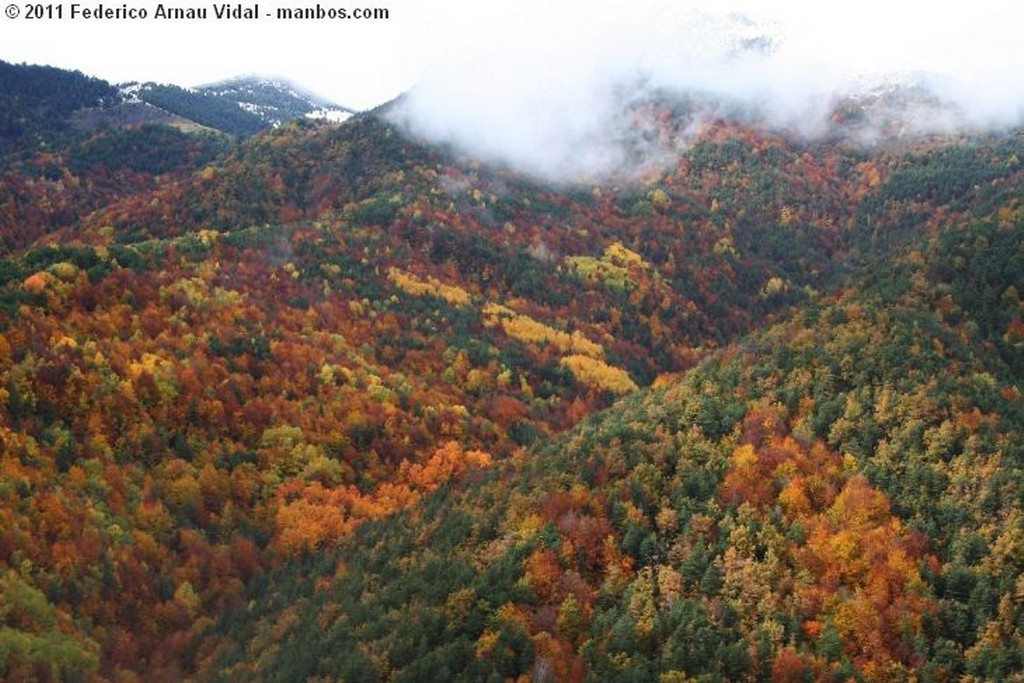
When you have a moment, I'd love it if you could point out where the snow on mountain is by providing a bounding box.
[196,76,356,127]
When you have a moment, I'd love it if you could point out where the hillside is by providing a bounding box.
[0,61,121,156]
[196,77,355,126]
[0,66,1022,682]
[0,62,354,256]
[200,204,1024,682]
[1,62,353,153]
[120,78,354,138]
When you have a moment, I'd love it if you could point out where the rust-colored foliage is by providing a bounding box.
[720,409,938,680]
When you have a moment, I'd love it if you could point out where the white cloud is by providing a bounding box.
[389,0,1024,181]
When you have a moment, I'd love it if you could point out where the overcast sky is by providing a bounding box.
[2,0,1022,110]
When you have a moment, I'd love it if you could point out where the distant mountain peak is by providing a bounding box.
[108,76,356,137]
[196,75,355,127]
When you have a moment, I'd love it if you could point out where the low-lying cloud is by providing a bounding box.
[390,0,1024,183]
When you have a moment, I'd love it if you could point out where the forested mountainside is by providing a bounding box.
[0,64,1022,682]
[193,77,355,127]
[0,62,356,255]
[0,62,121,154]
[207,209,1022,683]
[0,62,350,158]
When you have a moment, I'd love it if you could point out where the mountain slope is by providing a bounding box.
[201,193,1024,682]
[197,76,355,125]
[1,65,1023,682]
[0,60,121,156]
[122,77,355,138]
[0,63,356,256]
[1,110,870,680]
[0,121,229,254]
[122,81,269,137]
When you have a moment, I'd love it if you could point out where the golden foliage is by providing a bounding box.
[387,267,471,306]
[564,242,650,292]
[560,355,638,394]
[603,242,647,268]
[483,304,604,358]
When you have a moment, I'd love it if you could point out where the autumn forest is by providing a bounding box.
[0,61,1022,682]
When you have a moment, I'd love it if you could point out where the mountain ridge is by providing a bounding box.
[0,60,356,149]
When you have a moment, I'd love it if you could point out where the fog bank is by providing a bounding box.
[391,1,1024,182]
